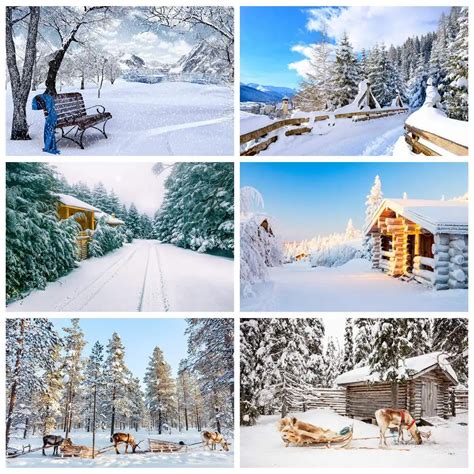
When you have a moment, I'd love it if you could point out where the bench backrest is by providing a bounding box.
[43,92,86,127]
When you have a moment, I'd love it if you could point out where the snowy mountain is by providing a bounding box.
[172,41,231,77]
[120,53,146,69]
[240,83,295,103]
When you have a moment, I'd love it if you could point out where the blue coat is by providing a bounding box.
[32,93,60,155]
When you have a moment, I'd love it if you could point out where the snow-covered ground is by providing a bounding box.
[7,240,233,312]
[240,112,408,156]
[241,408,467,468]
[7,428,233,468]
[6,80,234,156]
[241,259,467,312]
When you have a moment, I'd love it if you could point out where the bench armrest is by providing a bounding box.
[85,104,106,114]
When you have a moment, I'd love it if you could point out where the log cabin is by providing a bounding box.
[365,198,468,290]
[335,352,458,423]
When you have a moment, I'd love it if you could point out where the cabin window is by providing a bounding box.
[419,234,434,258]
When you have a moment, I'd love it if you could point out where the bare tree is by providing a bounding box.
[41,6,110,95]
[6,7,40,140]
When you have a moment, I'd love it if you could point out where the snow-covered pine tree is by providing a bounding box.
[139,214,154,239]
[432,318,468,385]
[70,181,92,203]
[303,318,325,389]
[186,318,234,432]
[6,163,80,300]
[61,318,86,438]
[429,13,449,101]
[5,318,60,448]
[144,346,177,434]
[321,337,343,388]
[367,43,394,106]
[342,318,354,372]
[82,341,105,434]
[407,52,428,108]
[91,182,111,213]
[126,375,146,432]
[353,318,375,367]
[126,203,141,238]
[240,319,271,425]
[108,190,121,216]
[37,342,64,435]
[362,175,383,260]
[331,32,361,108]
[155,163,234,254]
[405,319,431,356]
[444,7,468,120]
[104,332,129,437]
[177,360,193,431]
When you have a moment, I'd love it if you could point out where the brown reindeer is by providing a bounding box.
[202,431,230,451]
[375,408,422,446]
[42,434,68,456]
[111,432,139,454]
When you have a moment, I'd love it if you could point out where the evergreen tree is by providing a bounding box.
[155,163,234,254]
[363,175,383,259]
[354,318,375,367]
[367,43,394,106]
[105,332,129,437]
[144,347,176,434]
[61,319,86,438]
[108,190,121,216]
[6,163,80,300]
[321,337,343,387]
[5,319,60,448]
[126,203,141,238]
[91,182,111,213]
[342,318,354,372]
[331,32,360,108]
[407,52,428,108]
[70,181,92,203]
[139,214,154,239]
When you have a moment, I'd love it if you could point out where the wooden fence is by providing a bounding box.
[240,108,408,156]
[404,124,468,156]
[289,388,346,416]
[77,232,91,260]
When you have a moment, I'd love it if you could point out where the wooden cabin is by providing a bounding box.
[335,352,458,422]
[365,198,468,290]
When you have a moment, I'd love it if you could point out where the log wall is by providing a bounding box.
[289,388,347,416]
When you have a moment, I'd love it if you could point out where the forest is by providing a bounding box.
[6,318,234,451]
[5,162,234,303]
[240,318,468,424]
[294,7,468,121]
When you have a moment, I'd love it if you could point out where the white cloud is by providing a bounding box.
[305,6,446,51]
[288,43,336,79]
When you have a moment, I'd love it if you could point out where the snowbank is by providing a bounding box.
[6,80,234,156]
[240,112,275,135]
[405,106,469,147]
[241,409,467,468]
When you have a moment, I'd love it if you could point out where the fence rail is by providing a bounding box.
[404,124,468,156]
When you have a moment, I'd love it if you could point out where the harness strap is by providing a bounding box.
[406,419,416,431]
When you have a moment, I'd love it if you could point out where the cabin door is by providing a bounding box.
[421,381,438,417]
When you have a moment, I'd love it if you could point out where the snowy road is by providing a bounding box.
[241,409,467,468]
[7,240,233,312]
[241,259,467,312]
[6,80,234,156]
[242,112,409,156]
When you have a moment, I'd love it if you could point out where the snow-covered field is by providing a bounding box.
[241,259,467,312]
[241,408,467,468]
[240,112,408,156]
[6,80,234,156]
[7,428,233,468]
[7,240,233,312]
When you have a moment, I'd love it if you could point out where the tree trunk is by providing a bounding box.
[110,384,116,437]
[6,319,26,450]
[6,7,40,140]
[80,73,85,90]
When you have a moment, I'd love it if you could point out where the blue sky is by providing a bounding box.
[53,318,188,381]
[240,6,450,88]
[240,163,468,241]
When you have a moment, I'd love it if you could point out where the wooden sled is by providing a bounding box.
[148,438,186,453]
[60,442,94,458]
[282,425,353,449]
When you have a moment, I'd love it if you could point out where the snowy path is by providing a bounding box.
[241,409,467,468]
[6,80,234,156]
[241,259,467,312]
[243,113,408,156]
[7,428,233,468]
[7,240,233,312]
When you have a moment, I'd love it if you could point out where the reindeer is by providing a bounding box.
[42,434,67,456]
[375,408,422,446]
[111,432,140,454]
[202,431,230,451]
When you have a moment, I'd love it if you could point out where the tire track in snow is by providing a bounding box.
[137,243,152,312]
[361,124,404,156]
[54,242,144,311]
[154,243,170,312]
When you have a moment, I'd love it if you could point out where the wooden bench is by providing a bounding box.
[42,92,112,149]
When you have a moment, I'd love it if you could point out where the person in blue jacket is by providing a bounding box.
[32,93,60,154]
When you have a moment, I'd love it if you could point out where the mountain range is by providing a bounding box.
[240,83,296,103]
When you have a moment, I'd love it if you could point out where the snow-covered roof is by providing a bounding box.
[57,193,100,212]
[365,198,468,235]
[335,352,458,386]
[95,211,125,225]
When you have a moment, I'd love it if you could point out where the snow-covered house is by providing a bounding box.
[335,352,458,422]
[365,198,468,290]
[57,194,124,259]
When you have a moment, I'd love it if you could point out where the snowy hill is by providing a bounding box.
[173,41,231,77]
